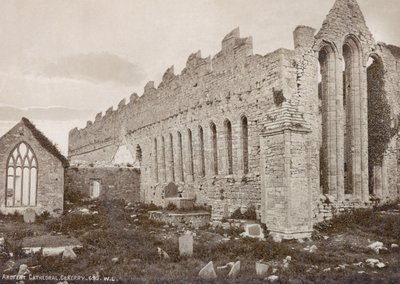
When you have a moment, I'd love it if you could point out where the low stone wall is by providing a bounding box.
[149,211,211,228]
[65,166,140,202]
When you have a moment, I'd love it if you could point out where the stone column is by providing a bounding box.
[360,66,370,202]
[335,57,345,202]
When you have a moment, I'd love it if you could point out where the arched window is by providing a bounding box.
[210,122,218,175]
[6,142,38,207]
[225,119,233,175]
[187,129,194,179]
[241,116,249,174]
[154,138,159,182]
[169,134,175,181]
[198,126,205,177]
[161,136,167,182]
[178,131,184,182]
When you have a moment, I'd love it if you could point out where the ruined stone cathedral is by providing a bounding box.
[68,0,400,239]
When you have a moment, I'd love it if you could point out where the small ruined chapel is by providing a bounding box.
[0,118,68,216]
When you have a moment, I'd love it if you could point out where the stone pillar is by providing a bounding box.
[360,66,370,202]
[335,57,345,202]
[260,105,313,240]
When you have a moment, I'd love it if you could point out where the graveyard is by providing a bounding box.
[1,196,400,283]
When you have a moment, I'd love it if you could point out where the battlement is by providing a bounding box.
[69,26,291,155]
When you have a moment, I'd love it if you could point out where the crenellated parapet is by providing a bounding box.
[95,112,102,122]
[182,50,212,78]
[143,81,156,97]
[212,27,253,72]
[118,98,126,109]
[69,26,288,157]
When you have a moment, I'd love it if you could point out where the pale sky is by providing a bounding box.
[0,0,399,111]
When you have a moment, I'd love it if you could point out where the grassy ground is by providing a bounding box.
[1,199,400,283]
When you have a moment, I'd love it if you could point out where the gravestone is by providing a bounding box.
[23,208,36,223]
[198,261,217,280]
[256,262,269,276]
[179,231,193,257]
[227,261,240,278]
[164,183,178,198]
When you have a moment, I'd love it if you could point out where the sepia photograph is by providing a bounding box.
[0,0,399,283]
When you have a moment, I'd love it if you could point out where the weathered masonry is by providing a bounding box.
[68,0,400,239]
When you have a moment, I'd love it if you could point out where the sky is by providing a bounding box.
[0,0,399,153]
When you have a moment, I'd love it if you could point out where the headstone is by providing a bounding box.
[62,247,77,260]
[23,208,36,223]
[256,262,269,276]
[227,261,240,278]
[198,261,217,280]
[164,183,179,198]
[179,231,193,257]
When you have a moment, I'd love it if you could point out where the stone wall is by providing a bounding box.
[67,0,400,239]
[68,28,292,219]
[65,167,140,202]
[0,122,64,216]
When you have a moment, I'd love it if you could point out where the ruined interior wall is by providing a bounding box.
[65,167,140,202]
[0,123,64,216]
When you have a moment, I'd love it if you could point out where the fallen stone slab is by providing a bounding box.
[366,258,380,268]
[227,261,240,278]
[368,241,385,253]
[62,247,77,260]
[266,275,279,282]
[21,235,82,256]
[198,261,217,280]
